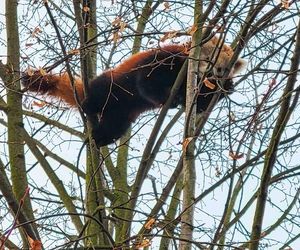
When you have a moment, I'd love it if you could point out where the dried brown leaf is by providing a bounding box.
[144,218,155,230]
[119,21,127,32]
[229,112,236,122]
[163,1,170,11]
[83,6,90,12]
[26,68,34,76]
[136,238,151,248]
[68,49,80,55]
[112,32,120,43]
[229,151,244,160]
[28,236,42,250]
[31,27,42,38]
[112,16,121,26]
[187,25,197,36]
[39,68,47,76]
[160,31,178,42]
[182,137,193,152]
[32,101,47,108]
[25,43,35,48]
[281,0,290,9]
[203,78,216,90]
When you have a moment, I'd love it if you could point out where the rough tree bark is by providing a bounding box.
[3,0,39,247]
[179,0,202,248]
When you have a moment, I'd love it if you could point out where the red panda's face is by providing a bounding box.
[199,36,247,79]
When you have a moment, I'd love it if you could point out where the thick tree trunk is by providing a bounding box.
[5,0,39,246]
[179,0,201,246]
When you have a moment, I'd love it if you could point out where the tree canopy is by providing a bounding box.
[0,1,299,249]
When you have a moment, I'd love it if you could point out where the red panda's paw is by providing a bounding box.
[90,115,132,147]
[222,78,234,94]
[91,123,118,147]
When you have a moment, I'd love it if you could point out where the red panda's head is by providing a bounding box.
[199,35,247,79]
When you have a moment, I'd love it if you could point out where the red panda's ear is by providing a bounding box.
[233,58,247,75]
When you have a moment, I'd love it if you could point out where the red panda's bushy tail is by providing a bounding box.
[22,71,84,107]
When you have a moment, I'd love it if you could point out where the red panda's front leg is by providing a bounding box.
[90,112,132,147]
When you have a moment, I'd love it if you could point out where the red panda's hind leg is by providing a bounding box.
[81,74,113,115]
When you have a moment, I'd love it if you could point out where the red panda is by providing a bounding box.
[22,41,246,147]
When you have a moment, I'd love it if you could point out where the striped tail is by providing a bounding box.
[22,70,84,107]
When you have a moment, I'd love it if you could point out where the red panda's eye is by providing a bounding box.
[217,67,222,73]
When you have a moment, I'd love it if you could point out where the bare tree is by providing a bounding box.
[0,1,299,249]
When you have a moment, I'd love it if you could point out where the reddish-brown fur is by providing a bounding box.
[22,43,245,147]
[23,72,84,106]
